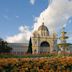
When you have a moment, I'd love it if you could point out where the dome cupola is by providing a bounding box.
[38,22,49,36]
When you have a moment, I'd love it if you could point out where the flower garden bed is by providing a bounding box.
[0,57,72,72]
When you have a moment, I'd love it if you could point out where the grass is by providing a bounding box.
[0,53,72,58]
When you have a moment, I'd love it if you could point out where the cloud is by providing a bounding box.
[6,0,72,43]
[4,15,8,19]
[67,36,72,43]
[33,0,72,33]
[30,0,35,5]
[6,25,31,43]
[16,16,19,18]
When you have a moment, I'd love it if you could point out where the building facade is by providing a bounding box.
[8,43,28,55]
[8,23,72,54]
[32,22,57,54]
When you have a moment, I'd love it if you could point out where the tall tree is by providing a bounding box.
[27,37,32,54]
[0,38,12,53]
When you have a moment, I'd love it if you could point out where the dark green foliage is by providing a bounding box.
[0,38,12,53]
[0,53,72,58]
[27,37,32,54]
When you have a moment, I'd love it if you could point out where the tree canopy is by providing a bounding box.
[0,38,12,53]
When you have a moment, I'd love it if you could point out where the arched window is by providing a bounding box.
[40,41,50,53]
[40,41,50,47]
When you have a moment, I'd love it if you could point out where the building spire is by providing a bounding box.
[42,17,44,25]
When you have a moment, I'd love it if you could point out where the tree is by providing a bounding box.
[27,37,32,54]
[0,38,12,53]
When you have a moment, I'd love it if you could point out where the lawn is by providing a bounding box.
[0,53,72,58]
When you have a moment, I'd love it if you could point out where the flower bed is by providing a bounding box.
[0,57,72,72]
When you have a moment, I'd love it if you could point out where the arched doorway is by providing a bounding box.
[40,41,50,53]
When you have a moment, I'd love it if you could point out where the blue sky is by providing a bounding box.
[0,0,72,43]
[0,0,48,38]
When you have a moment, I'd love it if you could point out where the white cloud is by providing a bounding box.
[6,25,31,43]
[6,0,72,43]
[68,36,72,43]
[4,15,8,19]
[33,0,72,34]
[16,16,19,18]
[30,0,35,5]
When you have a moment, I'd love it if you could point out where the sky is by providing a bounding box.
[0,0,72,43]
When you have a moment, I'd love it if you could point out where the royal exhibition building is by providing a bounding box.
[8,22,72,55]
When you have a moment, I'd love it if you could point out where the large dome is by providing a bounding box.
[38,23,48,31]
[38,22,49,36]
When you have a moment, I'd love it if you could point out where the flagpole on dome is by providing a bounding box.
[42,16,44,25]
